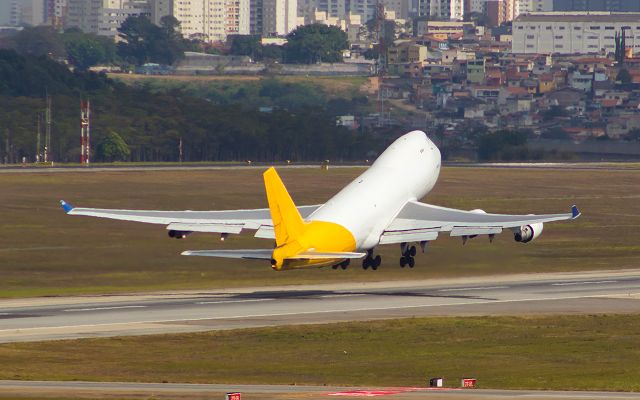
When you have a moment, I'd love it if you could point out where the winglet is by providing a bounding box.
[571,205,581,219]
[60,200,74,214]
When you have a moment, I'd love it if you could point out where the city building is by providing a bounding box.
[44,0,67,26]
[151,0,250,41]
[417,0,464,20]
[9,0,46,26]
[262,0,297,36]
[553,0,640,12]
[513,12,640,54]
[66,0,150,37]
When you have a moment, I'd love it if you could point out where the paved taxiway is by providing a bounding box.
[1,269,640,343]
[2,380,640,400]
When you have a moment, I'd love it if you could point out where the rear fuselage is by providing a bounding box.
[274,130,441,270]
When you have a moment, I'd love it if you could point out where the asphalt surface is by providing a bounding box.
[2,380,640,400]
[1,269,639,343]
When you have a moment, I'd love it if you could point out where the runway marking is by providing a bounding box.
[328,388,461,397]
[5,292,640,336]
[320,294,367,298]
[63,306,147,312]
[439,286,509,292]
[551,281,618,286]
[195,299,275,305]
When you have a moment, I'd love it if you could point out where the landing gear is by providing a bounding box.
[332,259,350,270]
[362,250,381,270]
[399,243,417,268]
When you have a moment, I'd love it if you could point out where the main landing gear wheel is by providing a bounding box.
[363,250,381,270]
[399,243,417,268]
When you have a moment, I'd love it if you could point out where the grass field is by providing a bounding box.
[0,166,639,298]
[2,314,640,391]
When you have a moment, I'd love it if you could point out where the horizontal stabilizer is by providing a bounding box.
[287,251,367,260]
[181,249,273,260]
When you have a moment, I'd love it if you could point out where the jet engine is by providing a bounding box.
[168,230,191,239]
[513,223,543,243]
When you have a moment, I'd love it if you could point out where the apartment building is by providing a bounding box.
[513,12,640,54]
[418,0,464,20]
[66,0,150,37]
[151,0,250,41]
[553,0,640,12]
[262,0,297,36]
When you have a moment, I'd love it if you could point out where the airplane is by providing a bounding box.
[60,130,580,271]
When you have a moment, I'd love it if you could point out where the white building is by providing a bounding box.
[9,0,46,26]
[516,0,552,13]
[513,12,640,54]
[417,0,464,20]
[151,0,250,41]
[66,0,150,37]
[262,0,297,36]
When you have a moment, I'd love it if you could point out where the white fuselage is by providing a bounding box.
[308,130,441,250]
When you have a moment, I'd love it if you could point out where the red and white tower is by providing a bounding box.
[80,100,90,165]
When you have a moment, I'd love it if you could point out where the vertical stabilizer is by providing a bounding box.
[263,167,305,246]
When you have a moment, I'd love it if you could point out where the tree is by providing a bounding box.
[9,26,65,58]
[228,35,262,59]
[96,131,131,162]
[477,129,528,161]
[63,31,117,70]
[284,24,348,64]
[617,68,632,84]
[117,15,186,65]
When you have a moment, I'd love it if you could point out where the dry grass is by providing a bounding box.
[0,166,638,297]
[2,315,640,391]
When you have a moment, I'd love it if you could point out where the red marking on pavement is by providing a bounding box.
[327,387,462,397]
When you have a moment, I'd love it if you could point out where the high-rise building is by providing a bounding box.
[151,0,250,41]
[9,0,46,26]
[66,0,150,37]
[553,0,640,11]
[44,0,67,27]
[263,0,297,36]
[417,0,464,20]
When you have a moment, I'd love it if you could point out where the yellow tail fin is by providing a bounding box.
[263,167,305,246]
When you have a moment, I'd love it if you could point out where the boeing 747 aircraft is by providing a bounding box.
[60,130,580,270]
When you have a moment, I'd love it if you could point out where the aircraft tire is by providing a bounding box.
[400,257,406,268]
[408,257,415,268]
[410,246,417,257]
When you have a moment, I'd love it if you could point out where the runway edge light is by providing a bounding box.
[225,393,241,400]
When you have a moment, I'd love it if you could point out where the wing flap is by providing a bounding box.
[181,249,273,260]
[450,227,503,237]
[167,222,244,234]
[379,229,439,245]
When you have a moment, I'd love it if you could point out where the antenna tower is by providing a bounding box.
[80,100,91,165]
[44,93,52,162]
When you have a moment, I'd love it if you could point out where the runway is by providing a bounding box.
[1,269,640,343]
[2,380,640,400]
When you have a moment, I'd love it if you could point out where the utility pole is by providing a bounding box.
[36,113,41,162]
[179,137,183,162]
[44,92,52,163]
[80,99,91,165]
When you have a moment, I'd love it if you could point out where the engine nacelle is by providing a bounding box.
[168,230,191,239]
[514,223,543,243]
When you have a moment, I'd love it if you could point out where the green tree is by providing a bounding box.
[616,68,632,84]
[284,24,348,64]
[228,34,262,59]
[477,129,528,161]
[8,26,65,58]
[117,15,186,65]
[63,30,117,70]
[96,131,131,161]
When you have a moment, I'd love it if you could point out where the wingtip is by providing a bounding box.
[181,250,193,256]
[60,200,74,214]
[571,205,581,219]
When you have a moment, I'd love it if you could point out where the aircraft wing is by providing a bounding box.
[380,200,580,244]
[60,200,320,238]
